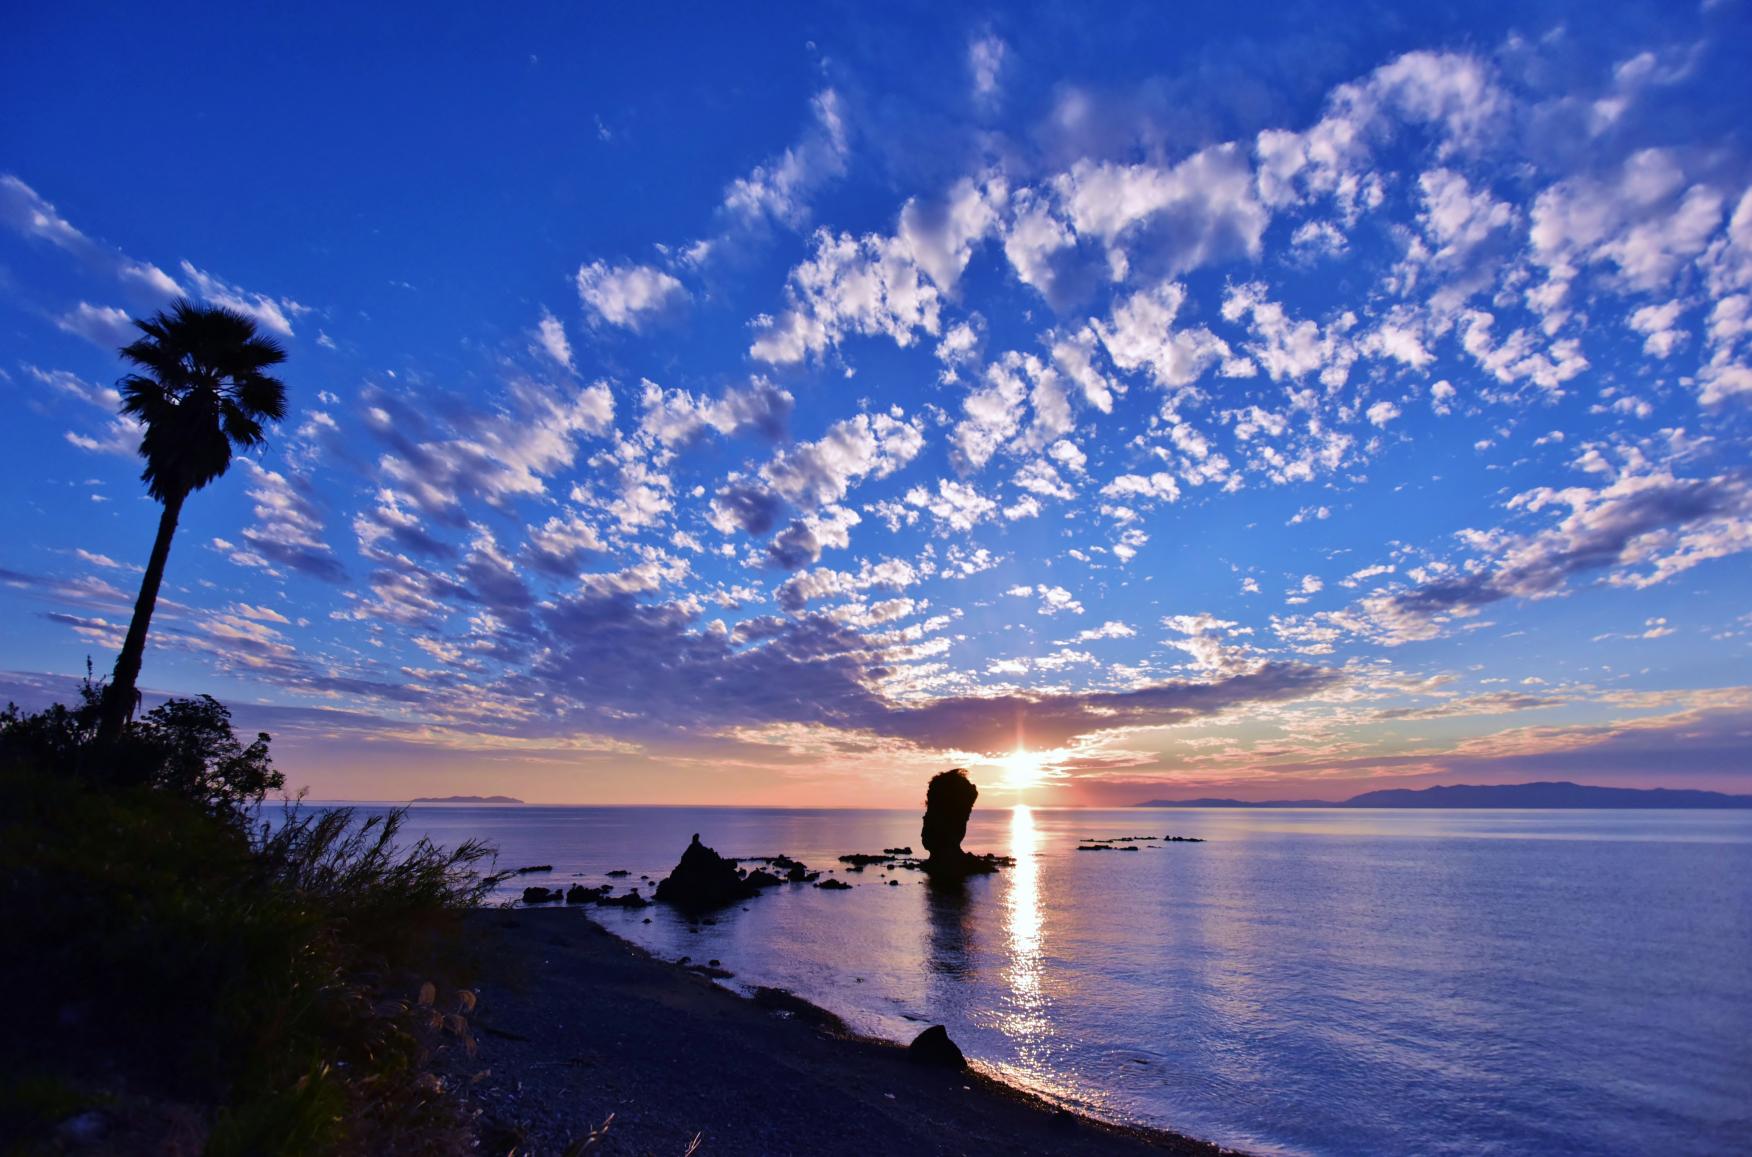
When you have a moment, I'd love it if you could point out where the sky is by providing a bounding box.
[2,0,1750,805]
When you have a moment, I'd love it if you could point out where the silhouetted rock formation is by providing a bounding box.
[598,890,649,908]
[922,769,977,861]
[839,853,896,868]
[521,886,562,904]
[815,878,852,890]
[654,833,758,912]
[907,1025,966,1068]
[919,768,1005,877]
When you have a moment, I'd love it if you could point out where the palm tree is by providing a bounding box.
[95,300,289,746]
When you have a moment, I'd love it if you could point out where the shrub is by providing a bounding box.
[0,670,284,824]
[0,687,496,1155]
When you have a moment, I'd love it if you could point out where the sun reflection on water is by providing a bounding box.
[999,805,1051,1058]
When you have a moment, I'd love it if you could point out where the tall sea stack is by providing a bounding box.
[921,768,979,873]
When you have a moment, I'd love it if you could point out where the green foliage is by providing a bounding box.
[134,694,284,822]
[0,690,494,1155]
[1,674,284,823]
[0,677,103,773]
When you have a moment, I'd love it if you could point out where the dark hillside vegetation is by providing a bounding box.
[0,678,498,1155]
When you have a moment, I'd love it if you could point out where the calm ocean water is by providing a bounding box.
[314,803,1752,1155]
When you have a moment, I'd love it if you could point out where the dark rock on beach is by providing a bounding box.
[520,885,563,904]
[907,1024,967,1068]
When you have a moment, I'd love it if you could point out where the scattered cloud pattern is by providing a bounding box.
[2,4,1750,802]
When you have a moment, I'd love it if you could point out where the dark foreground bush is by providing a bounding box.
[0,693,499,1155]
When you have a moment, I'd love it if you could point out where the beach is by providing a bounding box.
[444,907,1231,1156]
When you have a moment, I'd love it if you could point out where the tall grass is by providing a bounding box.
[0,763,499,1155]
[254,805,501,961]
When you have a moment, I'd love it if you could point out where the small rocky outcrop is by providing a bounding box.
[814,878,852,890]
[565,883,609,904]
[521,886,562,904]
[838,853,895,868]
[907,1024,966,1068]
[653,833,758,912]
[598,890,649,908]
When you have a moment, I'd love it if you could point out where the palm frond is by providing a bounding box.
[111,299,293,500]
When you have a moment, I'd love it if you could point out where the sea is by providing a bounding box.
[309,803,1752,1155]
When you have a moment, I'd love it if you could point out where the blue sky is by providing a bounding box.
[3,0,1750,804]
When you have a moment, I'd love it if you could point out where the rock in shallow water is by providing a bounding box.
[654,833,758,912]
[598,890,650,908]
[921,769,978,866]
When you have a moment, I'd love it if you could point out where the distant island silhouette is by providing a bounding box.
[410,794,524,804]
[1137,781,1752,808]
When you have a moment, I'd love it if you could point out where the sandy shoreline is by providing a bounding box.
[445,907,1239,1156]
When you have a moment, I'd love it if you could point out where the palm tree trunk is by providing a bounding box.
[96,488,186,746]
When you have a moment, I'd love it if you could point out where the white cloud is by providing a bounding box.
[1052,144,1268,274]
[950,361,1027,471]
[905,478,998,532]
[374,379,615,514]
[576,260,689,330]
[1366,400,1402,427]
[1097,280,1229,393]
[969,34,1007,102]
[722,89,849,228]
[1528,149,1724,323]
[1063,620,1135,644]
[750,230,941,363]
[534,308,574,370]
[56,302,135,348]
[178,261,305,336]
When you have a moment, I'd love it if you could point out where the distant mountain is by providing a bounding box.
[1137,781,1752,809]
[409,794,524,804]
[1135,797,1334,808]
[1342,782,1752,808]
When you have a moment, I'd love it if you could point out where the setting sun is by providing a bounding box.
[998,748,1047,790]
